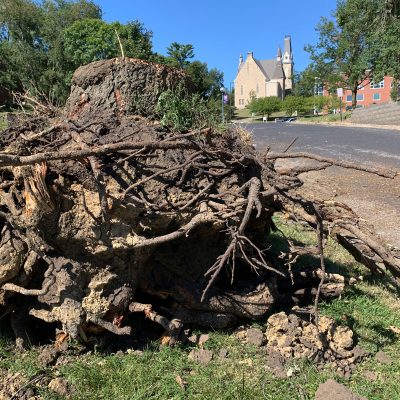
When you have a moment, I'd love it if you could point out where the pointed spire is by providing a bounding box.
[277,46,282,61]
[283,35,293,63]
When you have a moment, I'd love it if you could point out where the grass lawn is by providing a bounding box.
[233,108,286,122]
[298,112,352,124]
[1,216,399,399]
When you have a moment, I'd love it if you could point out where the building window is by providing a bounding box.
[356,93,364,101]
[370,80,384,89]
[256,84,259,94]
[373,93,381,101]
[357,84,364,90]
[346,95,352,102]
[240,85,243,95]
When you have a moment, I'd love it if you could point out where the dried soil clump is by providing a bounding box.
[265,311,369,377]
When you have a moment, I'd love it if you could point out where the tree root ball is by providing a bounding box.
[1,58,399,348]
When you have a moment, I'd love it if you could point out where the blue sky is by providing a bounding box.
[97,0,338,86]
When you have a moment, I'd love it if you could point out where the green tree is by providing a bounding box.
[64,19,153,68]
[0,0,103,105]
[0,0,45,103]
[306,0,377,108]
[185,61,224,99]
[292,66,320,97]
[247,96,281,119]
[166,42,194,68]
[372,0,400,100]
[282,96,310,116]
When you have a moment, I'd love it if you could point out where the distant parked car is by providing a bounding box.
[275,117,297,123]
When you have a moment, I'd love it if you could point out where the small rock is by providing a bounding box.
[266,350,286,379]
[315,379,367,400]
[375,351,392,364]
[266,312,289,332]
[233,326,247,340]
[187,334,198,344]
[218,348,229,359]
[198,334,210,347]
[246,328,264,347]
[286,367,294,378]
[38,345,60,367]
[126,349,144,356]
[332,326,353,350]
[188,349,213,366]
[317,315,335,335]
[48,378,71,397]
[363,370,378,381]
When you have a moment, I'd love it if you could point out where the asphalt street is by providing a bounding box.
[245,123,400,168]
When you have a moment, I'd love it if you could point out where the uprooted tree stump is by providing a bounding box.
[0,58,399,348]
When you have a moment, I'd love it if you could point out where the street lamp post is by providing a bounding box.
[314,77,320,115]
[220,87,226,124]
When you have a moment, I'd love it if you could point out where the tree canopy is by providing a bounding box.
[0,0,104,105]
[166,42,195,68]
[306,0,377,108]
[247,96,281,118]
[304,0,400,106]
[64,19,153,68]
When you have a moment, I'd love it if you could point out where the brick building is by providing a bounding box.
[322,76,395,108]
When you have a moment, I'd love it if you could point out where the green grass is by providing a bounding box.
[233,108,286,122]
[298,112,351,124]
[0,113,8,131]
[234,108,252,119]
[1,216,400,399]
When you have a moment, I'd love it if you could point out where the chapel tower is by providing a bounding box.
[282,35,294,91]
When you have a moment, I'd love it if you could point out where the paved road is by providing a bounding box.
[246,123,400,168]
[245,122,400,246]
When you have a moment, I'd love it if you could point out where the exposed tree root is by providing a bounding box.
[1,59,399,349]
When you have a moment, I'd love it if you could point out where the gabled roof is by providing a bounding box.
[272,60,285,79]
[237,56,286,81]
[256,59,276,80]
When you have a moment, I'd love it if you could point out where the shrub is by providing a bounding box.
[246,96,281,119]
[156,85,221,131]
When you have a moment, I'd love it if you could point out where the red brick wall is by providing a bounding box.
[323,76,394,109]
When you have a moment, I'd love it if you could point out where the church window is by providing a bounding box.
[240,85,243,95]
[256,84,259,94]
